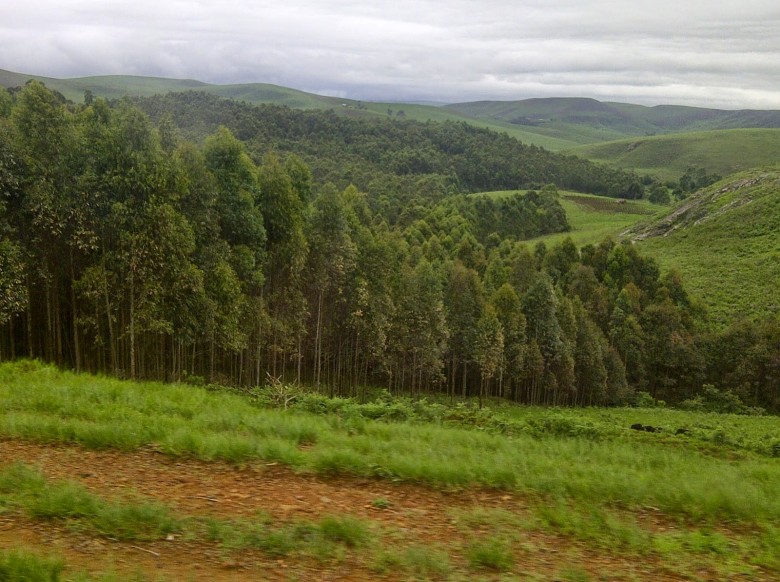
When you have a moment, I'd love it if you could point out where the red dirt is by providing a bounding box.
[0,438,769,581]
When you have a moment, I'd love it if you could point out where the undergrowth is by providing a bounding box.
[2,361,780,527]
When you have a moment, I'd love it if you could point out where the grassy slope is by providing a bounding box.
[483,179,779,328]
[2,360,780,519]
[479,190,666,247]
[570,128,780,181]
[3,361,780,580]
[630,167,780,325]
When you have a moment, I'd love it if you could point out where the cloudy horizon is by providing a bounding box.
[2,0,780,109]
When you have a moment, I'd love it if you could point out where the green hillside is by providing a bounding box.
[0,69,573,150]
[480,190,664,247]
[630,167,780,325]
[570,129,780,181]
[446,97,780,144]
[10,68,780,152]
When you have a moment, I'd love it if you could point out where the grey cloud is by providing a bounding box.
[2,0,780,108]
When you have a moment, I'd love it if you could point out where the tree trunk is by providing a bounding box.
[129,270,136,380]
[70,250,81,372]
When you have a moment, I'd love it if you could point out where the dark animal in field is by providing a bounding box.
[675,428,691,436]
[630,423,662,433]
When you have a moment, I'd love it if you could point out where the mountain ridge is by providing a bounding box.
[4,68,780,151]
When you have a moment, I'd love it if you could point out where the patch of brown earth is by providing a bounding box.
[0,439,769,581]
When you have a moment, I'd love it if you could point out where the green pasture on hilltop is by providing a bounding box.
[571,128,780,181]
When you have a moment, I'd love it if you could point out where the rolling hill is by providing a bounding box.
[629,166,780,326]
[5,68,780,154]
[445,98,780,143]
[0,68,574,150]
[570,129,780,181]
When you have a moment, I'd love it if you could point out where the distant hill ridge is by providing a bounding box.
[4,68,780,151]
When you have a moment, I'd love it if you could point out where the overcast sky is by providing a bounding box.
[2,0,780,109]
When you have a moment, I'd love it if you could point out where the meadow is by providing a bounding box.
[634,167,780,325]
[479,190,664,247]
[571,128,780,182]
[1,360,779,580]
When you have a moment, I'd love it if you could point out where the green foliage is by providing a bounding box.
[679,385,765,416]
[0,550,63,582]
[573,129,780,182]
[465,536,514,571]
[0,463,181,541]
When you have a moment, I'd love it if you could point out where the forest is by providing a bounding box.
[0,81,778,411]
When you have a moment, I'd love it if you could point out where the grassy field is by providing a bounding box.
[570,128,780,181]
[631,166,780,325]
[1,361,780,579]
[479,190,666,247]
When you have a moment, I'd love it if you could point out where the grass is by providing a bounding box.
[633,166,780,325]
[0,462,182,541]
[476,189,667,247]
[0,549,63,582]
[3,362,780,527]
[3,363,780,578]
[0,548,155,582]
[465,536,514,571]
[0,460,375,565]
[373,545,453,579]
[571,128,780,181]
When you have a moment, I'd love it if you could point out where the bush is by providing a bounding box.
[679,385,765,416]
[525,413,607,440]
[0,550,63,582]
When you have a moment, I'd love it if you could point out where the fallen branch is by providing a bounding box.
[130,545,160,557]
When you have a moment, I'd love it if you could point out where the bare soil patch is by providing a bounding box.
[0,438,765,581]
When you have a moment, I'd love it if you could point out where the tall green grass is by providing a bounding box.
[0,550,63,582]
[0,463,181,541]
[2,361,780,525]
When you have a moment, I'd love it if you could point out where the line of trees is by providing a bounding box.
[1,82,778,411]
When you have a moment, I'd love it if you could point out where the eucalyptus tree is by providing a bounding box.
[522,275,568,404]
[305,184,357,391]
[0,122,26,343]
[202,127,265,382]
[443,260,485,397]
[258,152,308,380]
[391,258,449,394]
[10,81,75,364]
[473,304,504,405]
[490,283,527,400]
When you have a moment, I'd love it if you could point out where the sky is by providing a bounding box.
[2,0,780,109]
